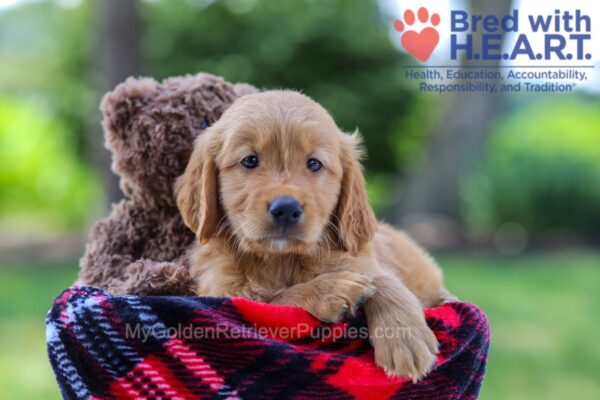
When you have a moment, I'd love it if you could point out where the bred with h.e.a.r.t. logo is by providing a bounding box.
[394,7,592,63]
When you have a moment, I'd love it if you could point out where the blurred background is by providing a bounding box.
[0,0,598,398]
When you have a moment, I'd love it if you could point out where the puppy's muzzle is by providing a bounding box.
[269,197,303,227]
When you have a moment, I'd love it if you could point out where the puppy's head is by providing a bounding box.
[175,90,377,255]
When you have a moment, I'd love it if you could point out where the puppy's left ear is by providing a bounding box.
[174,130,221,243]
[335,132,378,254]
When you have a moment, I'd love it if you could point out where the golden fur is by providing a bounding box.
[175,90,455,380]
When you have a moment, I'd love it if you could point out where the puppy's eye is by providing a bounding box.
[307,158,322,172]
[241,155,259,169]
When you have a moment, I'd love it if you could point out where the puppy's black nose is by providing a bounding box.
[269,197,303,227]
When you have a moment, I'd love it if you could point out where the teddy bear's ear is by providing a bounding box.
[233,83,259,98]
[100,77,161,145]
[174,130,221,243]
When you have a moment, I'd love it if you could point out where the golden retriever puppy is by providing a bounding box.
[175,90,455,380]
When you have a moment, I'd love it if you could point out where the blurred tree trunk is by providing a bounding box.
[394,0,513,237]
[91,0,141,206]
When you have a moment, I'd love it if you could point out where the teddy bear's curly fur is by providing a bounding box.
[77,73,256,295]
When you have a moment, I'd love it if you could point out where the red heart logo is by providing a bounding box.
[401,27,439,62]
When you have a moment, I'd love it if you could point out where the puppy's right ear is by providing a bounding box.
[175,131,220,243]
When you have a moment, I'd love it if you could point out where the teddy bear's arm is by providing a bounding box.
[77,201,196,295]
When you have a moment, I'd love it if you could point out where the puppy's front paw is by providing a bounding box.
[307,271,376,323]
[370,313,438,381]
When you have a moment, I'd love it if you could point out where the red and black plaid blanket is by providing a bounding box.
[46,286,489,399]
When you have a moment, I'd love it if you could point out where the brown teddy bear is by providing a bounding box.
[77,73,256,295]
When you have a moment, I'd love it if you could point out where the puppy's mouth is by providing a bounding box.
[247,231,310,253]
[260,233,304,246]
[236,218,317,254]
[264,237,297,250]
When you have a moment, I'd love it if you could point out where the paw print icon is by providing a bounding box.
[394,7,441,62]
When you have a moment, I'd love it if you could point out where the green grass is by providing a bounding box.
[0,261,77,400]
[442,252,600,400]
[0,252,598,399]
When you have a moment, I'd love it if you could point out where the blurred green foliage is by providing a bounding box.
[462,99,600,237]
[0,97,101,230]
[0,2,98,231]
[0,0,598,236]
[0,1,94,157]
[0,0,426,228]
[142,0,423,173]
